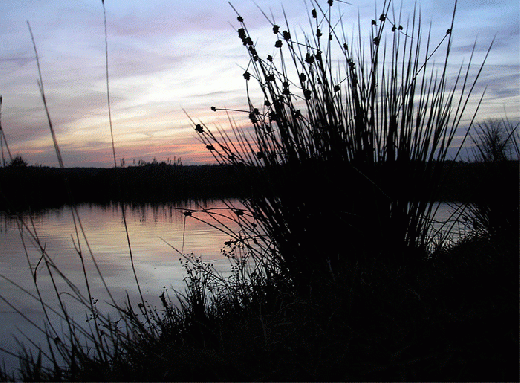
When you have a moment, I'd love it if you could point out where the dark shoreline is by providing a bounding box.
[0,164,247,211]
[0,160,518,211]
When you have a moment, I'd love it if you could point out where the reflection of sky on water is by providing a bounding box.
[0,201,468,304]
[0,199,243,373]
[429,202,471,248]
[0,200,468,372]
[1,200,241,301]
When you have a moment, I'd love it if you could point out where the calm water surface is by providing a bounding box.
[0,199,467,373]
[0,199,244,373]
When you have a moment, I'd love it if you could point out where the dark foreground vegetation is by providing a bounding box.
[0,0,518,381]
[3,231,516,381]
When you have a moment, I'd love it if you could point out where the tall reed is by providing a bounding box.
[193,0,491,289]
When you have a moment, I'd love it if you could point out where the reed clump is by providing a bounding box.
[193,0,491,291]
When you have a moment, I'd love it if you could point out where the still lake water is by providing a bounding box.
[0,199,245,373]
[0,199,467,373]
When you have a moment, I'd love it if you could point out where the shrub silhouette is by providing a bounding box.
[7,155,28,168]
[466,119,519,236]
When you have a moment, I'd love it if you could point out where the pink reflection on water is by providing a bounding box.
[0,199,243,373]
[0,200,464,372]
[1,200,242,298]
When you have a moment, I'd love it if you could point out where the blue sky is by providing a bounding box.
[0,0,518,166]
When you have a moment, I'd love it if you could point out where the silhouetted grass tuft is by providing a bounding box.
[192,0,492,291]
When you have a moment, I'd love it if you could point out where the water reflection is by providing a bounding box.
[0,200,468,373]
[0,199,243,373]
[0,200,468,303]
[1,200,241,296]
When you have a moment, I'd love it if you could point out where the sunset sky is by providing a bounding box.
[0,0,518,167]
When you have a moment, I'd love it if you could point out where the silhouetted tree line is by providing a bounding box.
[0,160,517,212]
[0,164,251,211]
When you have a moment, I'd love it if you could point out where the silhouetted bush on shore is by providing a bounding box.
[3,228,515,381]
